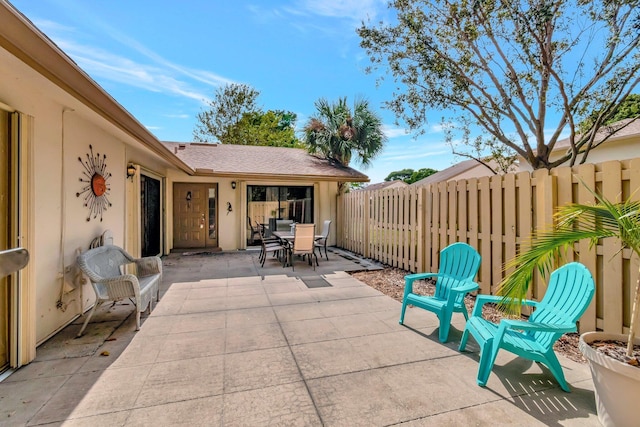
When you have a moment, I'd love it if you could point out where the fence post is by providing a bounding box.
[363,191,370,259]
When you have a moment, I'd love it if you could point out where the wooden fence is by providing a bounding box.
[338,158,640,334]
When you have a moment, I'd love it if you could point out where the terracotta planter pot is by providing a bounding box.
[579,332,640,427]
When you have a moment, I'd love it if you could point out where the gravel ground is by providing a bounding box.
[350,267,586,363]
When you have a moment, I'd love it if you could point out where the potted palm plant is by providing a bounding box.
[497,185,640,427]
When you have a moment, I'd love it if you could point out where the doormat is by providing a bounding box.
[300,276,332,288]
[338,253,361,264]
[181,251,221,256]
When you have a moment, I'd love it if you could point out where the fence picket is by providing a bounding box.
[448,180,457,246]
[554,166,575,263]
[577,163,597,332]
[601,161,623,333]
[457,180,468,243]
[503,173,516,278]
[628,158,640,334]
[478,176,492,293]
[516,172,533,303]
[431,185,441,271]
[467,178,479,251]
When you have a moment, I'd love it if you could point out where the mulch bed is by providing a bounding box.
[350,267,587,363]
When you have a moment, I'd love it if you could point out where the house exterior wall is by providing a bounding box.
[0,45,172,349]
[517,135,640,172]
[165,169,340,251]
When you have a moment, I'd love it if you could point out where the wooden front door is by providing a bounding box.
[173,183,218,249]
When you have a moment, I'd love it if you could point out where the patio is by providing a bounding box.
[0,250,600,426]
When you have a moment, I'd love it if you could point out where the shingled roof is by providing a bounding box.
[554,117,640,150]
[410,159,481,186]
[354,180,408,191]
[162,142,369,182]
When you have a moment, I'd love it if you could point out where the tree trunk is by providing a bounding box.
[627,268,640,357]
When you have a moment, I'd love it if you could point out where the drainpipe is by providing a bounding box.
[56,107,78,312]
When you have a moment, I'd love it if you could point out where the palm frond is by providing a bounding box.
[498,188,640,315]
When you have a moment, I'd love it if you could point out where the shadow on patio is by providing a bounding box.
[0,251,599,426]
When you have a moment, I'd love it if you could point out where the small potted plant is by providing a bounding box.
[498,184,640,427]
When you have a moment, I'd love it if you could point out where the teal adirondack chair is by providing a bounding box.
[459,262,595,392]
[400,242,481,342]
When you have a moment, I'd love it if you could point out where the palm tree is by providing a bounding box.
[303,97,386,168]
[498,184,640,357]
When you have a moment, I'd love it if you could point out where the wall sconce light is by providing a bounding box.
[231,181,237,190]
[186,191,192,201]
[126,163,136,181]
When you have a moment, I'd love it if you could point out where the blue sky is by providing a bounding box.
[12,0,464,183]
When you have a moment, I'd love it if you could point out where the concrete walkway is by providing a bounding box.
[0,251,600,426]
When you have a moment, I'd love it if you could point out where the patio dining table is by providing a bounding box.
[272,230,324,267]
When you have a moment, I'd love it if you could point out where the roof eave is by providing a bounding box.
[193,170,369,183]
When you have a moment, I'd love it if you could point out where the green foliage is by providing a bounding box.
[385,167,438,184]
[609,94,640,123]
[358,0,640,170]
[384,168,414,182]
[193,83,260,143]
[407,168,438,184]
[303,97,387,167]
[228,110,304,148]
[193,83,303,147]
[498,183,640,355]
[346,182,366,192]
[580,94,640,132]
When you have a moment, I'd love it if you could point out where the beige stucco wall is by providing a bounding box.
[517,135,640,172]
[165,169,340,251]
[0,45,173,345]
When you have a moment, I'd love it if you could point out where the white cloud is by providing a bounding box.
[296,0,385,23]
[383,149,450,162]
[249,0,387,33]
[429,125,444,133]
[164,114,190,119]
[32,18,76,34]
[382,124,409,138]
[38,17,234,106]
[56,42,212,103]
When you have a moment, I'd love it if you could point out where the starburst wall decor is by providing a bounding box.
[76,145,112,221]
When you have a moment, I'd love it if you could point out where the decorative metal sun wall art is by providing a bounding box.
[76,145,112,221]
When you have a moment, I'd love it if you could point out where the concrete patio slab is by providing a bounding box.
[0,250,600,426]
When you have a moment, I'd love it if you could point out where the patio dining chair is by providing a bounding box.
[287,223,318,271]
[258,224,288,267]
[314,220,332,260]
[247,216,261,245]
[399,242,481,342]
[459,262,594,392]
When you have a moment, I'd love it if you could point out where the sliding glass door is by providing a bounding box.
[246,185,313,245]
